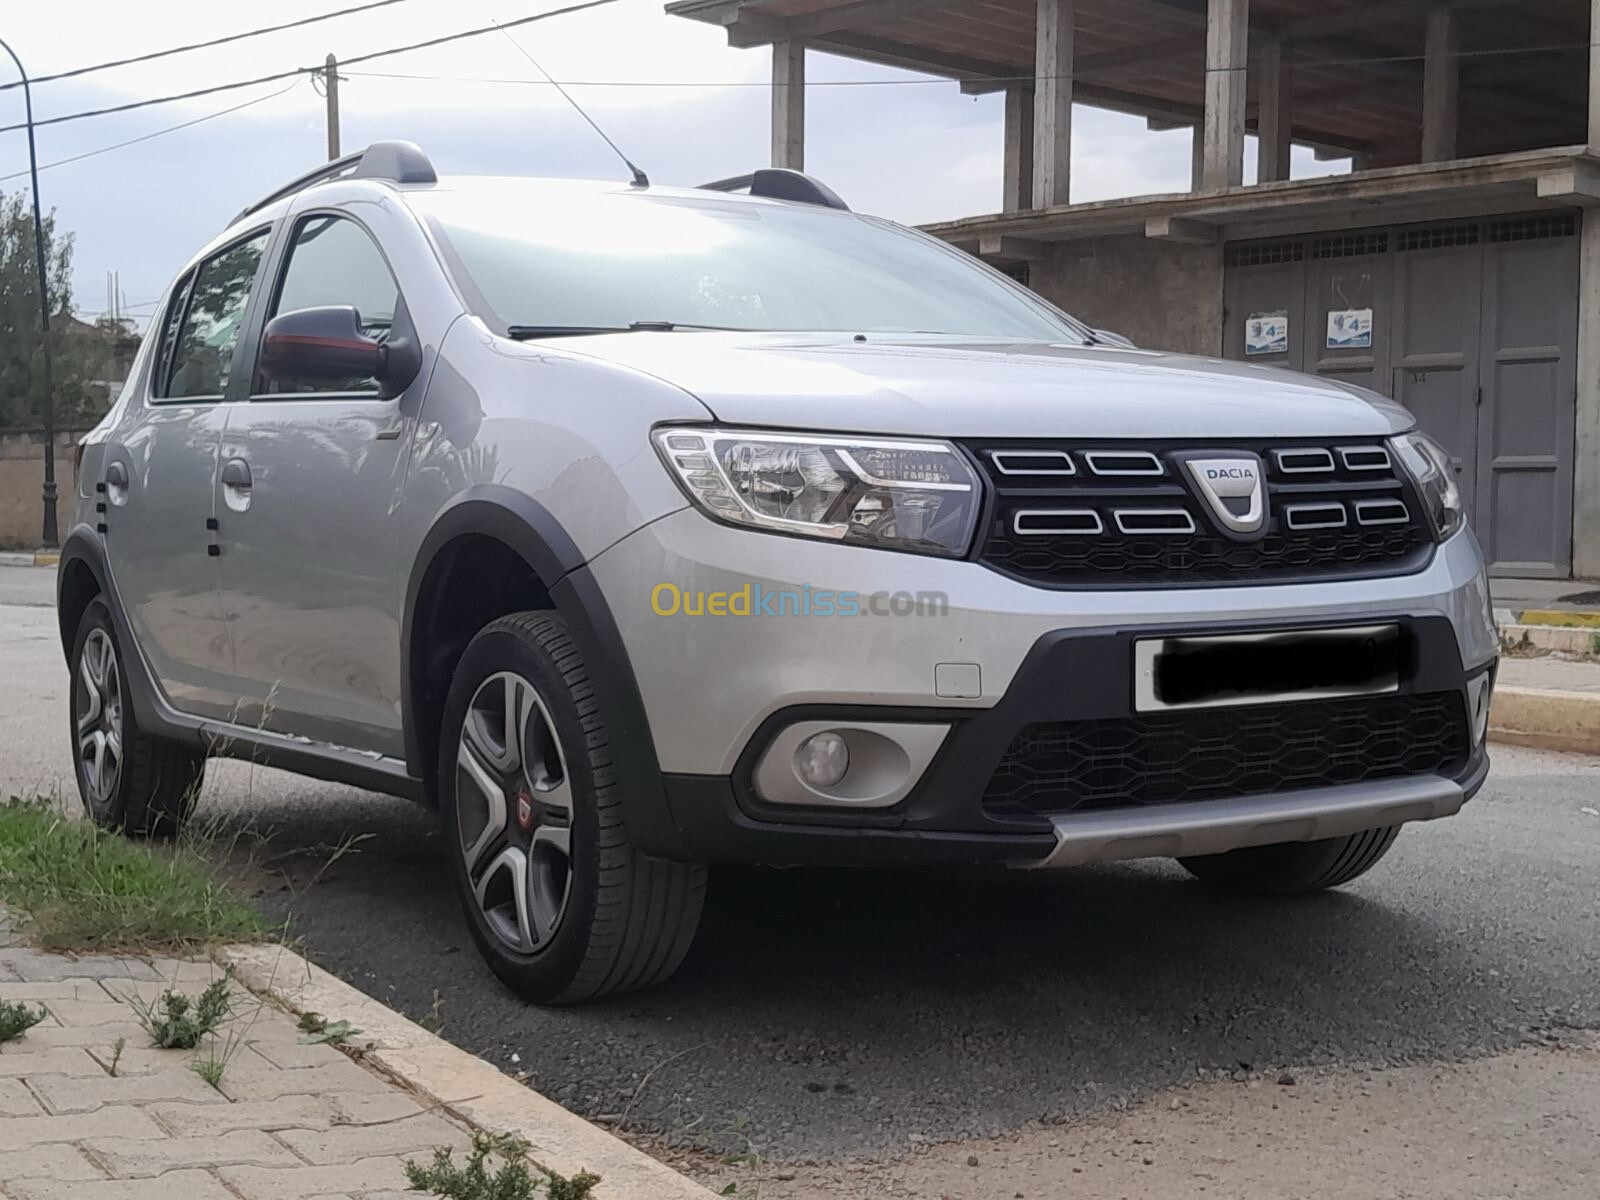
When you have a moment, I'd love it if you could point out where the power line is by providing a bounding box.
[0,0,417,94]
[0,81,300,183]
[0,0,617,135]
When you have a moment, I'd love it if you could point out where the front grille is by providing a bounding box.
[963,438,1433,588]
[983,691,1470,818]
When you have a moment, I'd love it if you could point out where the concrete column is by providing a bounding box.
[1004,85,1036,212]
[1191,124,1204,192]
[1421,8,1459,162]
[1575,213,1600,578]
[1590,0,1600,148]
[1033,0,1074,209]
[1201,0,1249,191]
[1257,38,1292,182]
[771,38,805,171]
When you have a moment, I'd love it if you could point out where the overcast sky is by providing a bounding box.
[1,0,1342,329]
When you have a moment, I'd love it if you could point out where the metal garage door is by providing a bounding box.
[1223,213,1579,577]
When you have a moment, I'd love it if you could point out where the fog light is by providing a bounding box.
[794,731,850,789]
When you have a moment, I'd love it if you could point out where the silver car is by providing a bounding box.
[59,142,1497,1003]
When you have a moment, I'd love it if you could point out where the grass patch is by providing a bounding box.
[405,1131,600,1200]
[0,799,269,953]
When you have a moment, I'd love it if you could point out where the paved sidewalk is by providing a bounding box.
[0,944,470,1200]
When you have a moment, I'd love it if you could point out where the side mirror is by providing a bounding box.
[259,305,421,397]
[1091,328,1136,350]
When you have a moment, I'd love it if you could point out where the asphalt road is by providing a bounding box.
[3,561,1598,1161]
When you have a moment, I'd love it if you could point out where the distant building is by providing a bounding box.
[59,314,142,408]
[669,0,1597,580]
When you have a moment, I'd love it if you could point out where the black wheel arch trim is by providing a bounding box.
[401,486,690,859]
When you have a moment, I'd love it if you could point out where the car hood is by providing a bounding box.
[557,332,1413,439]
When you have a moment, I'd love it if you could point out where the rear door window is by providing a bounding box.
[162,231,269,400]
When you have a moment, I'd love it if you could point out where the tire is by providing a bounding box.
[1178,825,1401,894]
[68,598,205,837]
[438,611,706,1005]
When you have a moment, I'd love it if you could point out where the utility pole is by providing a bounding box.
[0,36,59,548]
[324,54,341,160]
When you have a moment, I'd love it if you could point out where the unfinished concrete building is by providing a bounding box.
[667,0,1597,580]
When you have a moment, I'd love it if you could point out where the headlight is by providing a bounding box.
[1390,431,1463,541]
[652,426,981,557]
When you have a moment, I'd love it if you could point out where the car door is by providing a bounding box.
[216,209,421,757]
[101,229,270,721]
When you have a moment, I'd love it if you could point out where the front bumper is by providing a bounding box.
[588,509,1497,866]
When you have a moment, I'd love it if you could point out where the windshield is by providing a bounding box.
[413,184,1086,342]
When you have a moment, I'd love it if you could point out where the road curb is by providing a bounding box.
[215,942,714,1199]
[0,550,57,568]
[1488,685,1600,756]
[1499,624,1600,658]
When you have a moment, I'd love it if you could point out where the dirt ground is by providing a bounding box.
[663,1035,1600,1199]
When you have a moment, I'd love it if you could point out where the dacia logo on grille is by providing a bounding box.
[1184,455,1266,534]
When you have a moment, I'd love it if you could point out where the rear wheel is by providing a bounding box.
[1178,826,1401,894]
[439,611,706,1004]
[68,598,205,837]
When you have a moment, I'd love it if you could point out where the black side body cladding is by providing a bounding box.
[400,487,690,859]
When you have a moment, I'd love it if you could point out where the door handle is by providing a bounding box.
[221,457,253,513]
[221,458,252,489]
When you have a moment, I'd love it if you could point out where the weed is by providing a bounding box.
[131,978,234,1050]
[404,1130,599,1200]
[0,798,267,953]
[417,989,447,1035]
[0,999,45,1043]
[190,1025,246,1091]
[191,1048,227,1089]
[296,1011,360,1045]
[108,1036,126,1076]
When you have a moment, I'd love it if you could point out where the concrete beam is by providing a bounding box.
[1004,85,1036,213]
[1146,215,1218,243]
[1034,0,1075,209]
[1257,38,1292,183]
[978,234,1048,262]
[1537,162,1600,203]
[1201,0,1249,191]
[771,38,804,171]
[1421,8,1459,162]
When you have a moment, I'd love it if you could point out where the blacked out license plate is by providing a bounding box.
[1133,624,1402,712]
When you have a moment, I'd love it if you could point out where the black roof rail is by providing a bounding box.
[231,140,437,225]
[699,168,849,211]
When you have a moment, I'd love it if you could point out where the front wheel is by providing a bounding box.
[439,611,706,1004]
[68,598,205,837]
[1178,826,1401,894]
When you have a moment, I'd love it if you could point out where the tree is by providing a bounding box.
[0,188,117,429]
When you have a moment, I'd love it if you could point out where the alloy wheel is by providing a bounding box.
[76,628,123,811]
[455,671,574,955]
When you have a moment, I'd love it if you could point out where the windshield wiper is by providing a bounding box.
[505,325,629,340]
[505,321,746,340]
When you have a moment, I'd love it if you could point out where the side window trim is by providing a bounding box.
[250,208,407,404]
[150,223,274,406]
